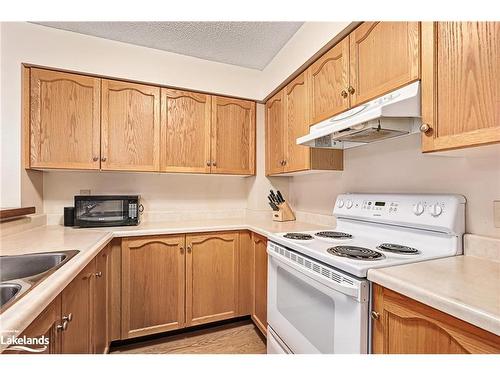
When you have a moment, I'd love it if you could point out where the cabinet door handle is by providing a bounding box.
[283,160,287,166]
[95,271,103,278]
[212,161,217,167]
[341,90,348,98]
[348,86,355,95]
[56,321,68,331]
[206,161,211,166]
[420,123,432,134]
[187,245,192,253]
[371,311,380,320]
[62,313,73,322]
[101,157,107,162]
[92,156,99,162]
[180,246,184,254]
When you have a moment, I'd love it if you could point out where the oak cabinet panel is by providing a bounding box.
[161,89,212,173]
[349,22,420,106]
[186,232,239,326]
[29,68,101,169]
[238,230,253,316]
[372,285,500,354]
[251,233,267,336]
[211,96,255,175]
[12,296,62,354]
[265,90,286,175]
[309,37,350,124]
[284,72,312,173]
[101,79,160,171]
[94,245,111,354]
[60,261,95,354]
[422,22,500,152]
[121,235,185,339]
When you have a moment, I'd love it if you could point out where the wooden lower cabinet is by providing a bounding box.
[186,232,239,326]
[121,235,185,339]
[252,233,268,336]
[94,244,112,353]
[372,284,500,354]
[60,260,95,354]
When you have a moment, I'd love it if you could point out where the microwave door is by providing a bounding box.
[76,200,127,225]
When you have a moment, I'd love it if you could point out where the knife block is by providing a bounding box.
[272,201,296,222]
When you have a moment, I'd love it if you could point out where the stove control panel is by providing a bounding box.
[333,193,466,235]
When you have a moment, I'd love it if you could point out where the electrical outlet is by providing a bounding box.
[79,189,91,195]
[494,201,500,228]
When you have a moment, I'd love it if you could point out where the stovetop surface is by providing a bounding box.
[268,220,461,278]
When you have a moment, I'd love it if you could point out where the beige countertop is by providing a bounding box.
[0,217,328,350]
[368,255,500,336]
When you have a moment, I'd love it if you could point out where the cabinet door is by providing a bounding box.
[421,22,500,152]
[8,296,62,354]
[309,37,350,124]
[284,72,311,172]
[161,89,212,173]
[121,235,185,338]
[265,90,285,175]
[29,68,100,169]
[101,79,160,171]
[372,285,500,354]
[94,245,111,354]
[349,22,420,106]
[211,96,255,175]
[238,231,253,316]
[61,261,95,354]
[252,233,267,336]
[186,232,239,326]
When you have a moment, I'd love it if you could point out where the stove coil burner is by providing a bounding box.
[377,243,420,255]
[315,231,353,239]
[283,233,314,240]
[327,246,385,260]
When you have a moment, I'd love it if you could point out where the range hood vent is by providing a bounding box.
[297,82,421,149]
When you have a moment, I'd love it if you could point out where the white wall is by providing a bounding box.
[289,135,500,238]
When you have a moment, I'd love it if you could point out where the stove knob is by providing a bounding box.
[337,199,344,208]
[413,202,424,216]
[428,203,443,217]
[346,200,353,209]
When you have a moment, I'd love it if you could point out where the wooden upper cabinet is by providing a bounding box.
[265,89,286,175]
[161,89,212,173]
[349,22,420,106]
[121,235,186,339]
[372,285,500,354]
[101,79,160,171]
[29,68,101,169]
[284,72,311,172]
[186,232,239,326]
[309,37,350,124]
[421,22,500,152]
[211,96,255,175]
[60,260,95,354]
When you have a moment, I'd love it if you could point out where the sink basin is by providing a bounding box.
[0,250,79,311]
[0,251,79,282]
[0,283,22,308]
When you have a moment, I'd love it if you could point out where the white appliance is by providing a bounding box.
[266,193,466,354]
[296,82,421,149]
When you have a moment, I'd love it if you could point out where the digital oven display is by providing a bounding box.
[375,201,386,207]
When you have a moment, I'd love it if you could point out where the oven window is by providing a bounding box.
[76,200,126,222]
[277,266,335,353]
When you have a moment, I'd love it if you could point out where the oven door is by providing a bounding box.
[267,243,368,354]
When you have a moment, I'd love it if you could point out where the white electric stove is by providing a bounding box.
[266,193,465,354]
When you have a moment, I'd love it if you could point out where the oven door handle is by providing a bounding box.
[268,247,363,300]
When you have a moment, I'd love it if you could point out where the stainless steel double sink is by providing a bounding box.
[0,250,79,310]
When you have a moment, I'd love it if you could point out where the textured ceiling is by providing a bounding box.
[34,22,304,70]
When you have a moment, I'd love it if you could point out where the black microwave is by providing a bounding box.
[74,195,141,227]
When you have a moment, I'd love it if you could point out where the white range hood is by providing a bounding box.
[297,81,421,149]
